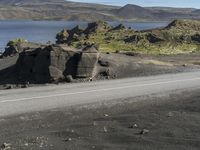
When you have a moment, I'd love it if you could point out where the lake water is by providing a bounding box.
[0,20,169,52]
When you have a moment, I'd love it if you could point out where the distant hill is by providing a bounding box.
[115,4,154,20]
[115,4,200,21]
[0,0,199,21]
[192,9,200,14]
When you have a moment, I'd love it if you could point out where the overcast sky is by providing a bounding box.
[70,0,200,8]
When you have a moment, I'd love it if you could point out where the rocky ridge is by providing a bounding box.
[56,19,200,54]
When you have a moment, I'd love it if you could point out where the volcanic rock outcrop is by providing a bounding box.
[0,42,106,84]
[56,19,200,54]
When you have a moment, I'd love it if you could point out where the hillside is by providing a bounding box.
[115,4,200,21]
[0,0,66,5]
[55,19,200,54]
[115,4,154,20]
[0,0,199,21]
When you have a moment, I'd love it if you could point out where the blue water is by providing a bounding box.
[0,20,169,52]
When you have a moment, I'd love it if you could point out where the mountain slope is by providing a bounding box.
[115,4,200,21]
[115,4,154,19]
[0,0,66,5]
[0,0,199,21]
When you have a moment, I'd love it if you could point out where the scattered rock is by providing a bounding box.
[104,114,109,117]
[64,138,72,142]
[21,82,30,88]
[82,43,99,52]
[124,52,139,56]
[93,121,98,126]
[4,84,14,90]
[191,34,200,43]
[103,126,108,133]
[146,33,165,43]
[84,21,111,34]
[65,75,74,83]
[124,34,143,43]
[115,50,120,53]
[2,40,41,58]
[98,60,109,67]
[111,24,126,31]
[129,124,138,128]
[1,143,11,150]
[166,19,200,31]
[140,129,149,135]
[182,64,187,67]
[56,29,69,44]
[168,112,174,117]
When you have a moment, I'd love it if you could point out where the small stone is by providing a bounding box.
[182,64,187,67]
[129,124,138,128]
[21,84,28,88]
[4,84,13,90]
[115,50,120,53]
[98,60,109,67]
[92,146,96,149]
[93,121,98,126]
[168,112,173,117]
[65,138,72,142]
[103,126,108,133]
[1,143,11,149]
[66,75,73,83]
[104,114,109,117]
[140,129,149,135]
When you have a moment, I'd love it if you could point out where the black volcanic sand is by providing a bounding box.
[1,89,200,150]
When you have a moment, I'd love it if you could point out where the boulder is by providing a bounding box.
[69,25,84,35]
[146,33,165,43]
[125,34,144,43]
[76,44,100,78]
[84,21,111,34]
[111,24,126,31]
[166,19,200,31]
[49,66,64,81]
[56,29,69,44]
[0,42,105,84]
[191,34,200,43]
[15,47,51,83]
[179,35,192,43]
[2,40,42,57]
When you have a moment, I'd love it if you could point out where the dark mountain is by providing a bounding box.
[115,4,200,21]
[115,4,154,19]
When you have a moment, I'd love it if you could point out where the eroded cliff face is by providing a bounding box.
[0,42,106,84]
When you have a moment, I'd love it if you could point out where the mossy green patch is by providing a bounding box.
[56,19,200,55]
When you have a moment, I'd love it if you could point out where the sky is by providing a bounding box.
[70,0,200,8]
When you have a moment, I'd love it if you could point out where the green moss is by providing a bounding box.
[7,38,28,46]
[57,20,200,55]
